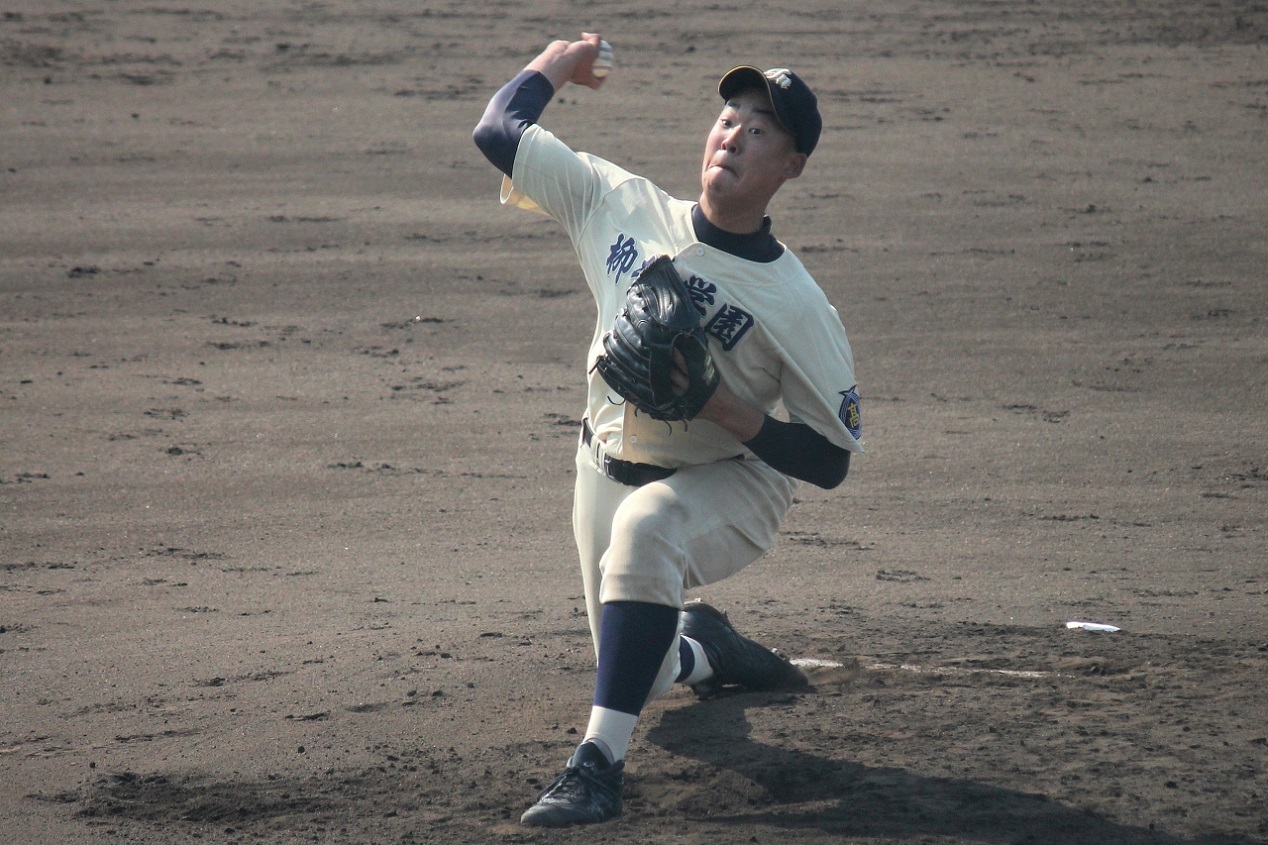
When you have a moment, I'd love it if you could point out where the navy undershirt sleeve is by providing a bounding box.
[472,70,555,177]
[743,416,850,489]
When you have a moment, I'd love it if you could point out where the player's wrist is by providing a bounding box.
[526,40,581,92]
[698,385,765,442]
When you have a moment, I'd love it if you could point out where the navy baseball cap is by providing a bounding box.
[719,66,822,156]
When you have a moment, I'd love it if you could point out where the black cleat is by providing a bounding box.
[520,742,624,827]
[681,600,810,698]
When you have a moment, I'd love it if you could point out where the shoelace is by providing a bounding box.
[539,762,615,802]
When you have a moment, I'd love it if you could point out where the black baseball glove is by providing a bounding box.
[592,255,719,422]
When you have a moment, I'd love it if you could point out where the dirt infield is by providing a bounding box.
[2,1,1265,843]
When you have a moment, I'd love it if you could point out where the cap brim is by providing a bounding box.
[718,66,770,102]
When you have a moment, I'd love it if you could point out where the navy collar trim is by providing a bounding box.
[691,204,784,263]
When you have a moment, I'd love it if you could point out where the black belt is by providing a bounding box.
[582,420,677,487]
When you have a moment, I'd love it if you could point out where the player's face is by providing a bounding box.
[700,88,807,213]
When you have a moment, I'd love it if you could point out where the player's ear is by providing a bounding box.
[782,152,807,180]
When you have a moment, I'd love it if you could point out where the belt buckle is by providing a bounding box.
[602,454,629,486]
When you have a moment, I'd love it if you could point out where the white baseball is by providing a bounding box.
[592,39,614,78]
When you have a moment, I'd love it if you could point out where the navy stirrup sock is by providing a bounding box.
[593,601,680,715]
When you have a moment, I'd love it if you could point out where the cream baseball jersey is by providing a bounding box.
[500,123,862,469]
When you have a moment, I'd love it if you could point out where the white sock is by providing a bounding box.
[678,635,714,686]
[582,706,639,763]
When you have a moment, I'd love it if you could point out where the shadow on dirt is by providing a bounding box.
[645,695,1259,845]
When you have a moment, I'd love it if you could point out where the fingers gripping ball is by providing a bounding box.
[593,256,719,422]
[592,39,614,78]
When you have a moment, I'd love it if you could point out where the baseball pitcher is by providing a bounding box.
[473,32,863,826]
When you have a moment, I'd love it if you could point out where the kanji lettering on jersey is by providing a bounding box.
[684,275,717,318]
[606,234,640,284]
[704,304,755,351]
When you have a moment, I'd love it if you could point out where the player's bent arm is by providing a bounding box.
[695,381,849,489]
[473,70,555,176]
[473,34,606,177]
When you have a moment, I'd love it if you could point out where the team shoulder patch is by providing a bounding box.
[838,386,862,440]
